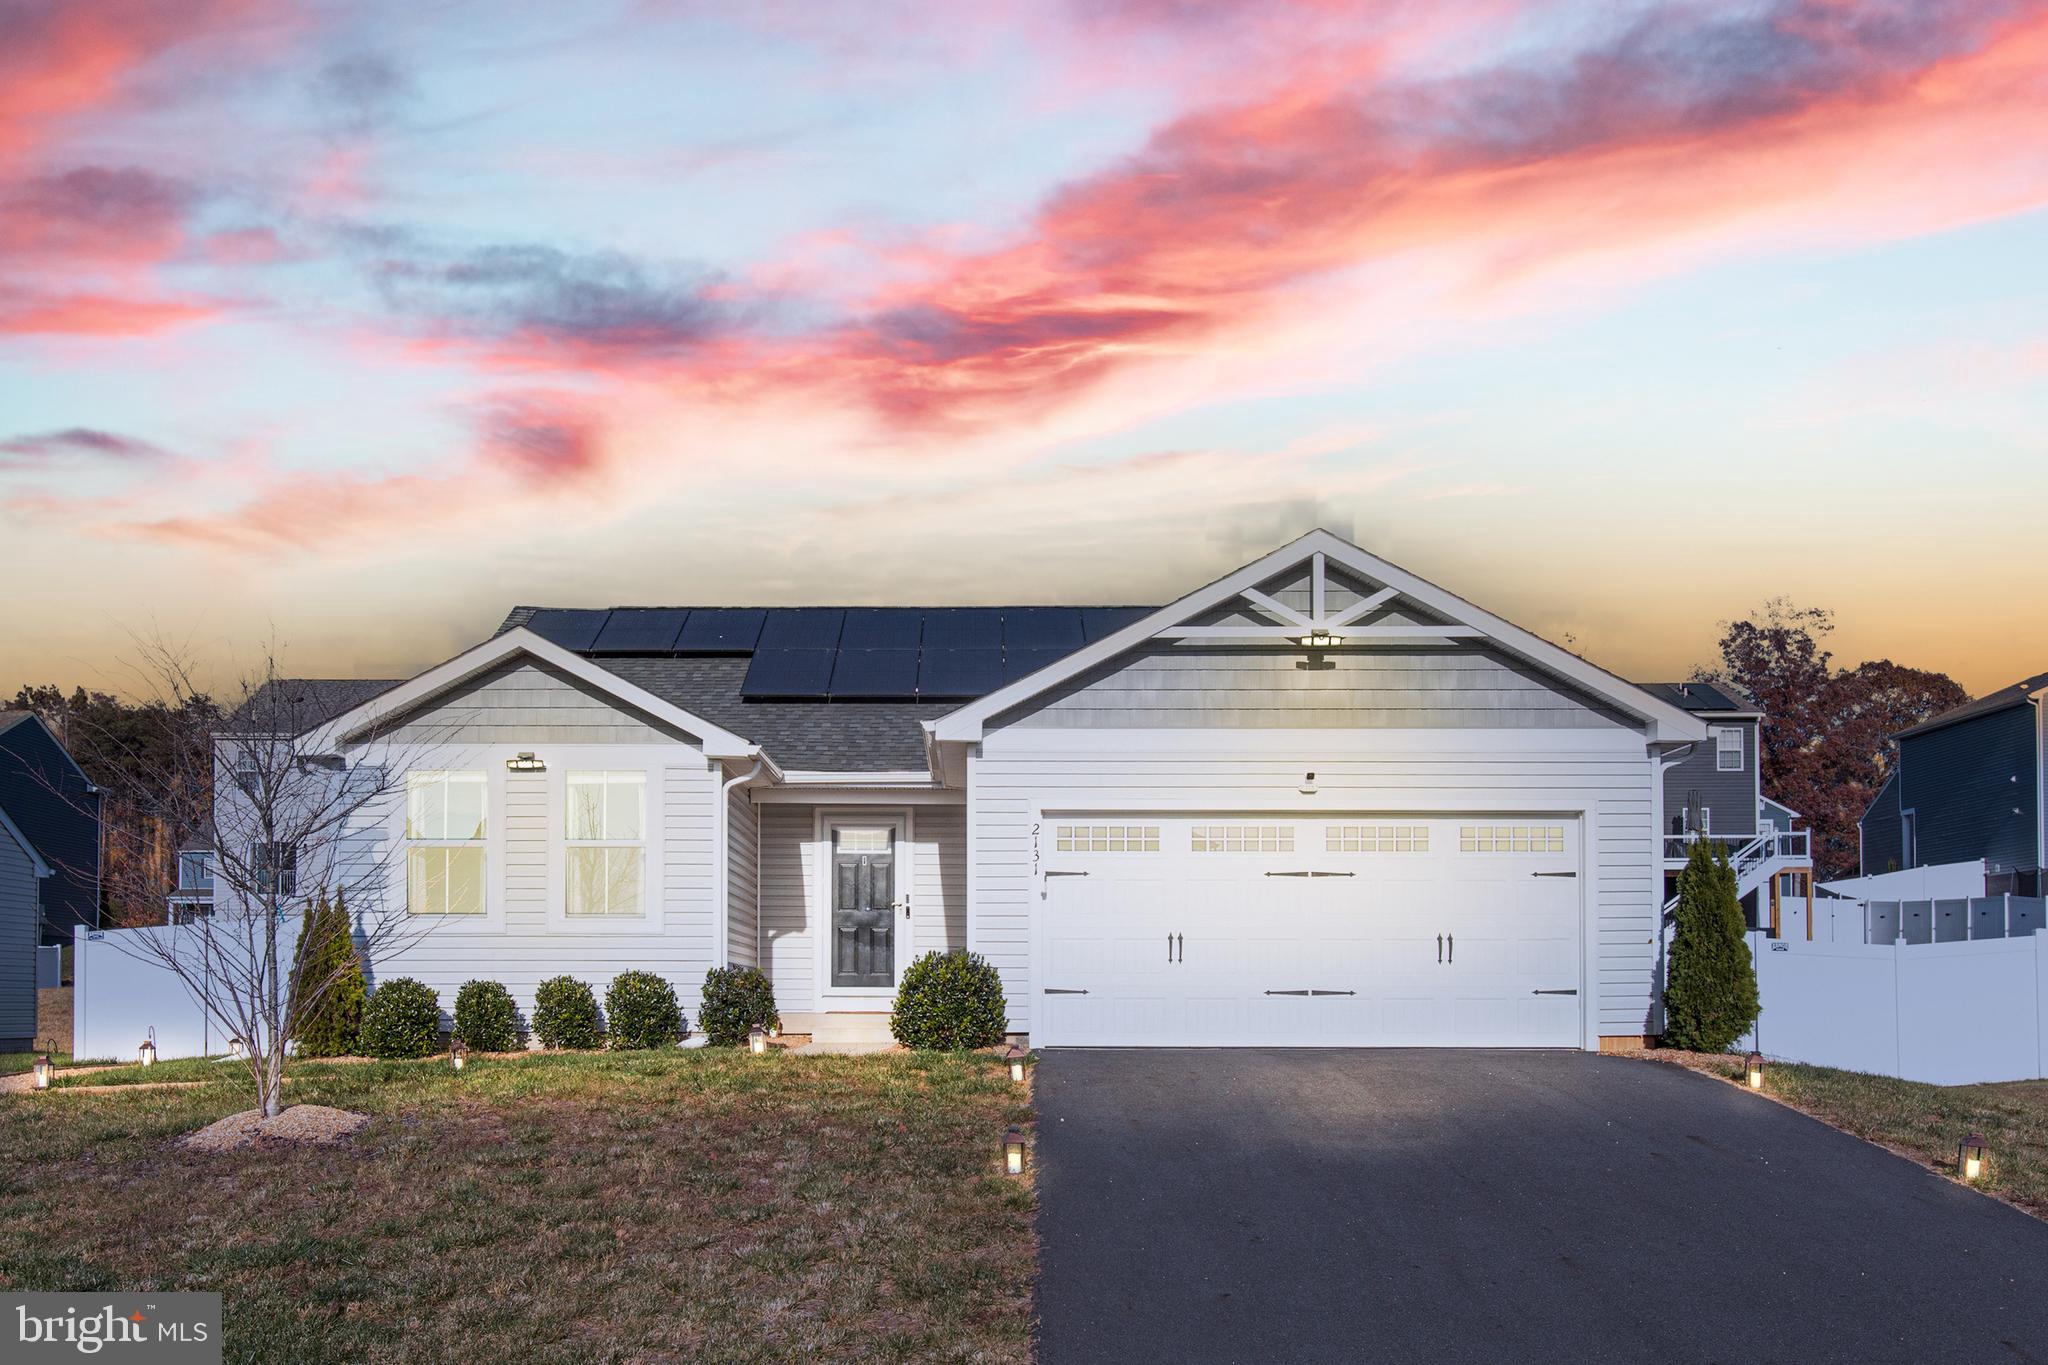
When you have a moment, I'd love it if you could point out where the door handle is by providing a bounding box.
[1437,934,1443,964]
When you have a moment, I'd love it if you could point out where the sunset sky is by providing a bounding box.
[3,0,2045,699]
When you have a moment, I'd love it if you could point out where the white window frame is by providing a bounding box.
[1713,725,1744,772]
[405,770,490,919]
[563,770,650,922]
[544,751,669,935]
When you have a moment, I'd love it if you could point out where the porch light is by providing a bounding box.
[451,1038,468,1072]
[1003,1125,1027,1176]
[749,1026,767,1055]
[1960,1133,1987,1181]
[506,752,546,773]
[227,1036,245,1061]
[138,1029,157,1067]
[1299,630,1341,650]
[32,1052,52,1090]
[1745,1051,1764,1090]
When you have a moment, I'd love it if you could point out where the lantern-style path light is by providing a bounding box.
[1000,1043,1028,1084]
[32,1051,53,1091]
[748,1026,768,1055]
[1003,1125,1027,1176]
[451,1038,468,1072]
[138,1028,157,1067]
[1745,1051,1764,1090]
[1959,1133,1988,1182]
[226,1036,246,1061]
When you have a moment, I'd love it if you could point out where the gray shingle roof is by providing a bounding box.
[1635,681,1754,714]
[229,678,402,732]
[1896,670,2048,740]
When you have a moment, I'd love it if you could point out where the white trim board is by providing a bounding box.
[927,529,1708,747]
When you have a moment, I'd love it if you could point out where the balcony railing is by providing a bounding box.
[1661,829,1809,864]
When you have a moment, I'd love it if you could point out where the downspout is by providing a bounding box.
[1653,741,1696,1037]
[715,757,767,970]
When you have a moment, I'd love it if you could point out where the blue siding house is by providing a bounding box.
[1859,671,2047,893]
[0,712,102,944]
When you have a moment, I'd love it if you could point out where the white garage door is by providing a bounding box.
[1036,815,1582,1048]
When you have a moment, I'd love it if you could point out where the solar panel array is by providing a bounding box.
[519,605,1153,700]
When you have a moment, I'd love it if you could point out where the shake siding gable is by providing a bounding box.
[368,657,696,746]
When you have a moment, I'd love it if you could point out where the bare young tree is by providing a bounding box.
[51,640,442,1117]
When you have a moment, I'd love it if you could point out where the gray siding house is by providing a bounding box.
[0,712,101,944]
[0,805,51,1051]
[1860,671,2047,892]
[183,532,1742,1053]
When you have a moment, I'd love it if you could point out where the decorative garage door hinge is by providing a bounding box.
[1531,989,1578,996]
[1043,988,1089,995]
[1264,870,1357,878]
[1531,871,1577,878]
[1044,870,1090,878]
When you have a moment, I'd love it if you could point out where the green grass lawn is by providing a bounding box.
[0,1050,1036,1363]
[1650,1051,2048,1219]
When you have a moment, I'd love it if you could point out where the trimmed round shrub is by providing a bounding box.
[453,979,520,1052]
[698,965,781,1047]
[533,975,604,1050]
[359,977,442,1059]
[891,950,1008,1050]
[605,971,683,1050]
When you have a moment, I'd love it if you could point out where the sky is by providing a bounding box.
[2,0,2045,699]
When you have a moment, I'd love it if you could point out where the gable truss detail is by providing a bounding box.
[1155,553,1478,645]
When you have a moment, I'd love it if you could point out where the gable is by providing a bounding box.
[358,657,700,747]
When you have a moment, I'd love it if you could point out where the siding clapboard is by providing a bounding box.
[727,790,760,970]
[0,826,36,1047]
[1661,717,1758,837]
[760,806,817,1012]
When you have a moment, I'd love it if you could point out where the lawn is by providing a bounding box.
[0,1049,1036,1363]
[1646,1050,2048,1220]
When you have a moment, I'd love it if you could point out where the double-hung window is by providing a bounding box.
[251,841,297,896]
[407,771,487,916]
[1714,726,1743,772]
[567,771,645,917]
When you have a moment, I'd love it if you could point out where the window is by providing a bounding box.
[176,851,214,892]
[1054,824,1160,853]
[1459,825,1566,854]
[251,841,298,896]
[1326,825,1429,853]
[1191,825,1293,853]
[1714,726,1744,772]
[567,771,645,917]
[407,771,486,916]
[1901,810,1918,868]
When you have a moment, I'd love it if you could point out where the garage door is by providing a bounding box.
[1036,815,1582,1047]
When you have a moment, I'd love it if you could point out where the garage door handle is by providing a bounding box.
[1265,870,1356,878]
[1437,934,1442,963]
[1044,988,1089,995]
[1265,989,1312,996]
[1447,934,1453,964]
[1532,871,1577,878]
[1045,870,1089,878]
[1532,989,1578,996]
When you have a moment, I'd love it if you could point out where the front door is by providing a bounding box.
[831,824,897,988]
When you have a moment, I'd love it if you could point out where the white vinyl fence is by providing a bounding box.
[73,918,303,1062]
[1739,929,2048,1086]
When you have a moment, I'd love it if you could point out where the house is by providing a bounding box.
[1636,680,1814,937]
[0,711,101,945]
[0,803,52,1051]
[218,530,1744,1051]
[1858,670,2046,894]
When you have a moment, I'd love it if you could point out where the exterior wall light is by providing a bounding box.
[1745,1051,1764,1089]
[32,1052,52,1090]
[1299,630,1341,649]
[139,1029,157,1067]
[227,1036,246,1061]
[507,752,546,773]
[749,1026,768,1055]
[1959,1133,1987,1181]
[451,1038,468,1072]
[1003,1125,1027,1176]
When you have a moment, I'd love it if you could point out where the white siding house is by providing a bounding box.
[105,530,1706,1055]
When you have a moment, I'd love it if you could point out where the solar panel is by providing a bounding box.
[741,649,836,698]
[919,648,1003,697]
[675,608,766,654]
[589,608,688,654]
[1003,607,1084,649]
[1081,606,1152,641]
[520,608,610,651]
[1003,647,1071,683]
[759,607,845,650]
[840,608,923,650]
[829,649,920,699]
[923,608,1003,649]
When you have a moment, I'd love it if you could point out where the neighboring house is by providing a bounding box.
[168,847,215,922]
[205,530,1730,1051]
[0,804,52,1050]
[1636,681,1813,936]
[0,711,102,945]
[1858,671,2047,893]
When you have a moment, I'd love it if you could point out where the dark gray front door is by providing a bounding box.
[832,828,896,987]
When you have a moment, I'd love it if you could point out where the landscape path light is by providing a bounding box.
[451,1038,468,1072]
[139,1028,157,1067]
[1745,1051,1764,1090]
[1004,1125,1027,1176]
[32,1051,52,1090]
[1960,1133,1987,1181]
[749,1026,767,1055]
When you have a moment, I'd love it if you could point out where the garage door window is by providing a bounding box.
[1460,824,1565,854]
[1326,824,1428,853]
[1191,824,1293,853]
[1055,824,1160,853]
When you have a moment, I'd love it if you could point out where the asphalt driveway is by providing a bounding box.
[1033,1050,2048,1365]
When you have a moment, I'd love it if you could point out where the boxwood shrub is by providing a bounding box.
[453,979,520,1052]
[359,977,442,1059]
[698,965,781,1046]
[533,975,604,1050]
[605,971,683,1050]
[891,950,1008,1050]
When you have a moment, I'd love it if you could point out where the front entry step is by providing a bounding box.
[781,1012,897,1050]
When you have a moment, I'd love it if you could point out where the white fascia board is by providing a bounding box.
[978,725,1649,756]
[309,627,763,762]
[930,528,1709,745]
[0,805,51,877]
[776,769,938,786]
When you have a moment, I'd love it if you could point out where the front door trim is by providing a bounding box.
[815,808,911,1008]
